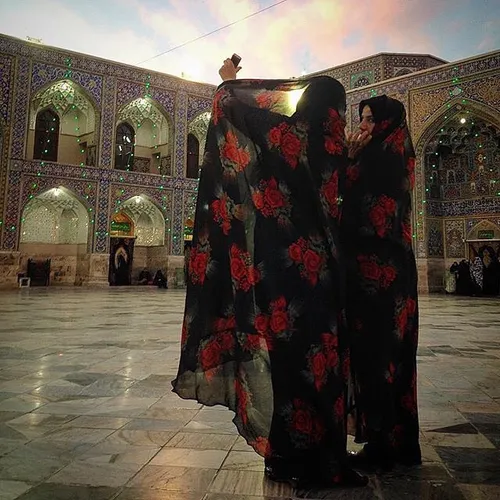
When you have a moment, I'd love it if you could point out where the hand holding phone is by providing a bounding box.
[219,54,242,82]
[231,53,242,68]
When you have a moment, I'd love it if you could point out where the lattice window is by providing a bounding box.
[115,122,135,170]
[186,133,200,179]
[34,108,59,161]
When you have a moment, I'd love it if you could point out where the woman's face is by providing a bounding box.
[359,105,375,134]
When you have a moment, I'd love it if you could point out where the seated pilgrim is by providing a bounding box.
[138,268,152,285]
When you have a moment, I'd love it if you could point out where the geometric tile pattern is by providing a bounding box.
[31,62,103,106]
[1,33,499,263]
[0,290,499,499]
[10,57,31,159]
[0,54,13,121]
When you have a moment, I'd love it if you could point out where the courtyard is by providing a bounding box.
[0,288,499,500]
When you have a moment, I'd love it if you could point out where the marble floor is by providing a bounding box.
[0,288,499,500]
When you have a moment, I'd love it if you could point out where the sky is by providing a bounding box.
[0,0,498,84]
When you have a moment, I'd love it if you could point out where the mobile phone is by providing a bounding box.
[231,53,242,68]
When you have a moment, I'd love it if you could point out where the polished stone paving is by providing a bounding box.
[0,288,499,499]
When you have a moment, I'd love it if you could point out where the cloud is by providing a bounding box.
[477,19,500,52]
[127,0,445,82]
[0,0,159,67]
[0,0,495,85]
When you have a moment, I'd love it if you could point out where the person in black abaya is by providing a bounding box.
[172,60,367,488]
[341,96,421,470]
[480,246,500,296]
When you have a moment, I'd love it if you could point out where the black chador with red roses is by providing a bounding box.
[341,96,421,468]
[172,77,366,487]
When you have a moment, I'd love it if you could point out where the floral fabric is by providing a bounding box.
[340,96,420,459]
[172,76,351,470]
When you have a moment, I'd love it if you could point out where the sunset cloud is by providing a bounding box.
[0,0,497,84]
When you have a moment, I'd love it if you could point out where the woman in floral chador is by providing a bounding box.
[342,96,421,470]
[172,62,367,488]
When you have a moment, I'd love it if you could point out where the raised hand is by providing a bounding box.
[219,58,242,82]
[346,130,372,159]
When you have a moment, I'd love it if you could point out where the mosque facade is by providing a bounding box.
[0,34,498,292]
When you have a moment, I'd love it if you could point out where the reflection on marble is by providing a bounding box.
[0,289,498,499]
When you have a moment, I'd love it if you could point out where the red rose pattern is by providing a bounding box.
[368,195,398,238]
[188,245,210,285]
[250,296,296,350]
[251,177,291,225]
[320,170,340,218]
[288,236,327,286]
[357,255,398,290]
[323,108,346,156]
[211,192,234,235]
[212,88,229,125]
[230,244,261,292]
[220,131,251,174]
[198,318,237,379]
[256,91,282,110]
[288,399,325,444]
[307,332,341,390]
[267,122,307,169]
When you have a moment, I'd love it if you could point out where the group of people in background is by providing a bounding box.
[172,58,420,489]
[447,248,500,296]
[138,268,168,289]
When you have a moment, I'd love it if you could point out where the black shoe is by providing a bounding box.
[298,466,369,489]
[264,459,300,487]
[348,447,394,472]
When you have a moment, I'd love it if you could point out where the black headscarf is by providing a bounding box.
[356,95,415,194]
[296,76,346,123]
[342,95,416,245]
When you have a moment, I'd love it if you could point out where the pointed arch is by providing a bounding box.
[116,97,174,174]
[466,220,500,241]
[119,194,166,246]
[29,80,99,166]
[20,186,90,246]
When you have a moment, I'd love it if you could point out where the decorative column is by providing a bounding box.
[172,91,188,256]
[99,77,116,169]
[10,57,30,161]
[94,175,110,253]
[1,165,22,250]
[2,56,30,250]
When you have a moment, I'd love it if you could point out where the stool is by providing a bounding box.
[19,277,31,288]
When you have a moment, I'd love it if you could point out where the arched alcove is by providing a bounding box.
[114,195,168,283]
[116,98,173,175]
[119,195,165,246]
[19,186,91,286]
[29,80,98,166]
[415,99,500,292]
[21,186,89,245]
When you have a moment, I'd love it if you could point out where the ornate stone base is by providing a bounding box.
[167,255,185,288]
[417,257,447,294]
[81,254,110,287]
[0,251,22,288]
